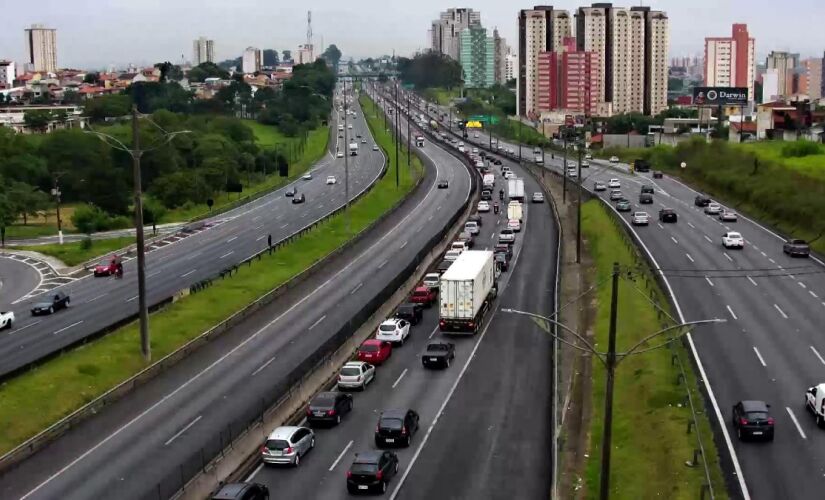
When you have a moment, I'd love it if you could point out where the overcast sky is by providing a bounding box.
[2,0,824,69]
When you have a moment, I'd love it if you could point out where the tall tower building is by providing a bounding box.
[460,26,495,88]
[517,6,572,117]
[24,24,57,73]
[704,24,756,102]
[766,51,800,98]
[193,37,215,65]
[492,28,509,85]
[430,8,482,61]
[242,47,262,74]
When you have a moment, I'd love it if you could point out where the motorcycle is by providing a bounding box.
[493,203,500,214]
[499,189,504,201]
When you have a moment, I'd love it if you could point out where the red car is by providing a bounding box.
[93,260,117,277]
[410,285,437,308]
[357,339,392,365]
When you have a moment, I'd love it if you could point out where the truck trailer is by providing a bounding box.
[349,141,359,156]
[507,178,525,201]
[438,251,497,334]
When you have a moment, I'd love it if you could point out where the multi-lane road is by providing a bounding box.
[0,87,383,378]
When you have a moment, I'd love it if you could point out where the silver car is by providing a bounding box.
[261,426,315,466]
[631,211,650,226]
[338,361,376,390]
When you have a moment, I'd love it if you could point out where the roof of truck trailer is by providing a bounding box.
[440,250,493,281]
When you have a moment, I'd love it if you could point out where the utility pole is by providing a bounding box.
[407,91,411,168]
[343,79,350,230]
[395,82,400,187]
[51,174,64,245]
[576,145,583,263]
[599,262,621,500]
[562,127,568,203]
[131,106,150,362]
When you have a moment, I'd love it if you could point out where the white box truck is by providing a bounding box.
[439,250,497,334]
[349,141,359,156]
[507,201,523,222]
[416,135,425,147]
[482,173,495,189]
[508,178,525,201]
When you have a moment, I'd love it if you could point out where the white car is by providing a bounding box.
[472,148,479,154]
[722,231,744,249]
[609,190,623,201]
[504,171,516,180]
[594,182,607,192]
[336,151,344,158]
[444,249,463,261]
[376,318,411,345]
[474,133,479,138]
[477,201,491,212]
[450,241,467,253]
[609,156,619,163]
[704,203,722,215]
[347,124,353,129]
[0,311,13,330]
[302,172,313,180]
[608,178,621,189]
[326,176,337,185]
[585,153,593,160]
[464,221,480,235]
[719,211,738,222]
[507,219,521,232]
[498,229,516,244]
[423,273,440,289]
[373,144,379,151]
[631,211,650,226]
[567,168,578,178]
[361,138,367,144]
[567,161,576,168]
[338,361,375,391]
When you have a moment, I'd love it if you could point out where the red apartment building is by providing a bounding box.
[537,37,600,116]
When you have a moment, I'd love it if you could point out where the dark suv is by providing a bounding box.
[305,391,353,426]
[395,303,423,325]
[694,195,711,207]
[638,193,653,204]
[375,409,420,447]
[658,208,677,223]
[211,482,269,500]
[732,400,775,441]
[346,450,399,494]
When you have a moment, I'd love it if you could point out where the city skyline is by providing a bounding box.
[2,0,825,69]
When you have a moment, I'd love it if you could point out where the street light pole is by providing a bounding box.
[577,145,583,263]
[343,79,350,231]
[562,127,568,204]
[51,174,64,245]
[599,262,620,500]
[395,82,400,187]
[407,91,411,168]
[131,106,150,362]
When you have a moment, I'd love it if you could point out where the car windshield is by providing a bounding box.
[265,439,290,450]
[379,324,396,332]
[379,418,404,430]
[341,367,361,376]
[351,463,379,475]
[360,344,379,352]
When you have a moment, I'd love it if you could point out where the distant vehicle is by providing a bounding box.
[376,318,411,345]
[361,138,367,144]
[653,171,664,179]
[581,161,590,168]
[631,212,650,226]
[349,141,359,156]
[694,195,711,207]
[31,292,70,316]
[285,186,297,197]
[507,201,523,222]
[416,136,425,147]
[609,190,623,201]
[291,193,306,204]
[0,311,14,330]
[504,171,516,180]
[658,208,677,223]
[508,178,525,201]
[93,260,117,277]
[422,341,456,369]
[347,124,353,129]
[594,182,607,192]
[467,214,483,227]
[507,219,521,232]
[395,303,423,326]
[306,391,353,426]
[609,156,619,163]
[480,190,492,201]
[336,151,344,158]
[704,203,722,215]
[302,172,313,180]
[439,251,497,334]
[531,192,545,203]
[722,231,744,249]
[498,229,516,244]
[783,239,810,257]
[640,185,654,194]
[464,221,480,235]
[373,144,379,151]
[345,450,399,494]
[732,400,774,441]
[616,200,632,212]
[633,159,651,172]
[338,124,344,132]
[477,201,491,212]
[211,482,269,500]
[566,167,578,178]
[494,243,513,259]
[534,155,544,165]
[494,252,509,272]
[338,361,376,391]
[719,211,737,222]
[443,249,462,262]
[375,409,420,447]
[261,426,315,466]
[607,178,621,189]
[438,179,449,189]
[450,241,468,253]
[423,273,441,289]
[805,383,825,426]
[357,339,393,365]
[585,153,593,160]
[639,193,653,204]
[410,285,438,307]
[326,176,337,185]
[472,148,479,154]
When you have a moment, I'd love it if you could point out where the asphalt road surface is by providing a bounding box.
[0,257,40,310]
[0,87,474,500]
[0,85,385,378]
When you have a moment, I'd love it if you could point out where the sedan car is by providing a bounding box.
[291,193,306,204]
[498,229,516,244]
[607,178,621,189]
[531,192,544,203]
[336,151,344,158]
[480,190,492,201]
[395,302,423,326]
[357,340,392,365]
[507,219,521,232]
[732,400,774,441]
[422,273,440,290]
[477,201,491,212]
[261,426,315,466]
[704,202,722,215]
[437,179,449,189]
[93,260,116,277]
[326,176,337,185]
[375,409,420,447]
[31,292,70,316]
[616,200,632,212]
[594,182,607,192]
[361,138,367,144]
[659,208,677,223]
[609,190,624,201]
[376,318,411,345]
[373,144,379,151]
[464,221,480,235]
[303,172,313,180]
[338,361,376,391]
[719,211,738,222]
[652,171,663,179]
[306,391,353,426]
[609,156,619,163]
[639,193,653,204]
[504,171,516,180]
[467,214,483,227]
[694,195,711,207]
[346,450,399,494]
[722,231,744,249]
[285,186,297,197]
[494,243,513,259]
[631,212,650,226]
[494,252,509,272]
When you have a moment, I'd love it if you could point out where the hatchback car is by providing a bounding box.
[211,482,269,500]
[732,400,774,441]
[704,202,722,215]
[357,340,392,365]
[719,211,738,222]
[616,200,632,212]
[532,192,545,203]
[608,178,621,189]
[609,190,624,201]
[346,451,399,494]
[375,409,420,447]
[31,292,70,316]
[376,318,411,345]
[659,208,677,223]
[464,221,479,235]
[291,193,306,204]
[477,201,490,212]
[723,231,744,249]
[338,361,376,391]
[261,426,315,466]
[507,219,521,232]
[306,391,353,426]
[631,212,650,226]
[285,186,297,197]
[498,229,516,244]
[394,303,423,326]
[93,260,116,277]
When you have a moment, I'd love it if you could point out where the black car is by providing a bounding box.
[285,186,297,197]
[31,292,70,316]
[467,214,483,227]
[480,190,492,201]
[422,341,456,368]
[732,400,774,441]
[694,195,711,207]
[494,253,509,272]
[457,231,475,249]
[493,159,502,166]
[436,259,453,274]
[375,409,420,447]
[639,193,653,204]
[305,391,353,426]
[346,450,399,494]
[211,482,270,500]
[494,243,513,259]
[652,171,663,179]
[658,208,677,223]
[437,179,449,189]
[640,185,654,194]
[395,302,423,325]
[291,193,306,204]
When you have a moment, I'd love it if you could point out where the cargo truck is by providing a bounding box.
[349,141,359,156]
[507,178,525,201]
[438,251,497,334]
[416,135,425,147]
[507,201,523,222]
[633,159,650,172]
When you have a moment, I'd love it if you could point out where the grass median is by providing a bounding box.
[580,200,727,499]
[0,96,421,456]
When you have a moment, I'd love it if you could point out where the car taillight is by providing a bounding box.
[468,321,474,327]
[376,425,380,433]
[328,409,336,416]
[306,408,312,415]
[260,445,267,453]
[767,418,775,425]
[346,471,352,478]
[739,418,749,426]
[401,426,407,436]
[439,320,445,327]
[376,470,384,480]
[284,446,293,454]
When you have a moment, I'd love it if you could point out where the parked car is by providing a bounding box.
[422,341,456,369]
[631,212,650,226]
[211,483,269,500]
[783,239,810,257]
[694,195,711,207]
[374,409,420,447]
[31,292,70,316]
[306,391,353,426]
[719,211,737,222]
[732,400,774,441]
[616,200,631,212]
[261,426,315,466]
[338,361,376,391]
[357,339,393,365]
[722,231,744,249]
[658,208,677,223]
[410,285,437,307]
[346,451,399,494]
[395,303,423,325]
[291,193,306,204]
[376,318,411,345]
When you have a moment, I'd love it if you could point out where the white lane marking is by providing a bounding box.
[10,320,41,335]
[786,407,807,440]
[308,315,326,330]
[256,235,266,242]
[723,252,733,262]
[53,320,83,335]
[705,276,715,287]
[687,222,695,229]
[392,368,409,389]
[226,236,238,243]
[254,225,264,231]
[774,304,788,319]
[246,463,264,481]
[378,259,388,269]
[220,251,234,259]
[810,291,819,299]
[703,235,712,243]
[685,253,694,263]
[350,283,363,295]
[164,415,202,446]
[747,276,758,287]
[490,233,496,240]
[752,346,766,367]
[86,293,107,303]
[147,270,161,278]
[799,282,807,289]
[186,251,203,261]
[726,305,738,320]
[126,295,138,303]
[760,251,767,257]
[428,325,439,339]
[670,236,678,244]
[399,240,408,249]
[251,356,277,376]
[329,440,354,472]
[280,223,289,229]
[811,346,825,365]
[768,258,775,264]
[657,223,664,229]
[181,269,196,278]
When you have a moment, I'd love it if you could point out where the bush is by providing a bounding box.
[781,140,822,158]
[71,204,132,234]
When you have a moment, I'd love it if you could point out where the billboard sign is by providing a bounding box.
[692,87,748,106]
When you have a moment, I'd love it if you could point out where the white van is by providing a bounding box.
[464,221,479,235]
[805,383,825,425]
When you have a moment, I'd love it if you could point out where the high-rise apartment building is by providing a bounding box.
[460,26,495,88]
[24,24,57,73]
[766,51,800,98]
[537,37,601,115]
[0,61,15,87]
[505,53,518,82]
[296,44,314,65]
[193,37,215,65]
[704,24,756,102]
[492,28,509,85]
[517,6,572,117]
[430,8,481,61]
[242,47,262,74]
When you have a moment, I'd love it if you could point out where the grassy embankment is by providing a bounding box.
[0,93,422,456]
[580,200,727,499]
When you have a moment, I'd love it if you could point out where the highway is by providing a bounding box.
[246,82,557,499]
[0,257,40,309]
[423,94,825,499]
[0,85,385,378]
[0,84,475,500]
